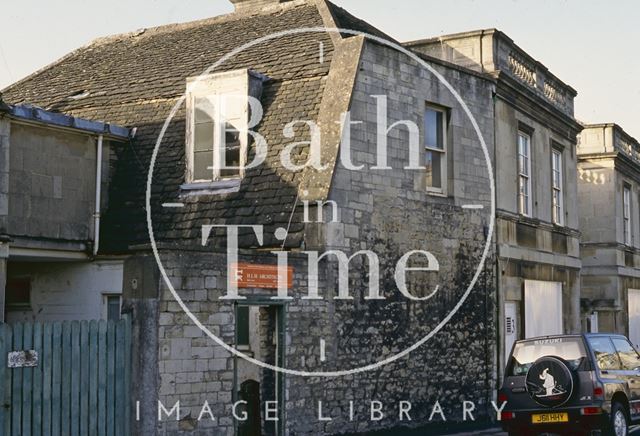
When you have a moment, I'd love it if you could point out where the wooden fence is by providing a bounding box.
[0,316,131,436]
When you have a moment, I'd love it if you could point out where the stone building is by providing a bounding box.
[577,123,640,346]
[4,1,498,434]
[406,29,584,372]
[0,99,129,323]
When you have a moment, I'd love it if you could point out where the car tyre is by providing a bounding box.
[606,402,629,436]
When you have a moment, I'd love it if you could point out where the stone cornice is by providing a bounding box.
[495,73,582,140]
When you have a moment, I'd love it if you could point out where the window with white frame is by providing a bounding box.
[518,132,532,216]
[191,95,243,182]
[185,70,262,185]
[103,294,122,321]
[424,105,447,193]
[551,149,564,225]
[624,184,632,245]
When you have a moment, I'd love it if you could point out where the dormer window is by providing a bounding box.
[185,69,263,188]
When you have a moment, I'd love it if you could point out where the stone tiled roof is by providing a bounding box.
[2,1,342,252]
[326,2,396,42]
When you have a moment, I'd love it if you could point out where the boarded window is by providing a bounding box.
[628,289,640,348]
[524,280,562,338]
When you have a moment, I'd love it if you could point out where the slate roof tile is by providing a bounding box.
[2,2,338,252]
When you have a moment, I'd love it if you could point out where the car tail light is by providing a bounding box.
[593,385,604,399]
[581,407,603,415]
[500,411,515,421]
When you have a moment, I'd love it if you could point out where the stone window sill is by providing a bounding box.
[180,179,241,196]
[236,346,253,357]
[426,190,447,198]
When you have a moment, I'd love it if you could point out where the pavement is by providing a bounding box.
[441,428,504,436]
[441,425,640,435]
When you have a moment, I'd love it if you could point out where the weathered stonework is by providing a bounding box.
[578,124,640,336]
[148,36,498,435]
[407,29,583,376]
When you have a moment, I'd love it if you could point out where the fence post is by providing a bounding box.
[122,254,160,436]
[0,323,9,434]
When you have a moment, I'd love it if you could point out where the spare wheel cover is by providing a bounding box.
[525,356,574,407]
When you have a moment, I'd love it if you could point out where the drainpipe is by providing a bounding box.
[93,135,103,256]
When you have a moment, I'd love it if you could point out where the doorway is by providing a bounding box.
[234,300,285,436]
[504,301,519,368]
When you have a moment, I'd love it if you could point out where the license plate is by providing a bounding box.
[531,412,569,424]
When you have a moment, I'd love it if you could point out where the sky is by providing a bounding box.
[0,0,638,137]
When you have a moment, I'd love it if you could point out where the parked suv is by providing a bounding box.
[499,333,640,435]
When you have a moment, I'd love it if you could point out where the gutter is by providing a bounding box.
[93,135,103,256]
[7,104,130,140]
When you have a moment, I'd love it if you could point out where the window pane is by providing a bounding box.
[224,122,241,150]
[612,338,640,371]
[195,97,214,123]
[219,94,244,120]
[624,186,631,244]
[624,187,631,218]
[518,133,531,215]
[107,296,121,321]
[225,129,240,146]
[426,150,442,189]
[552,151,562,190]
[519,176,529,196]
[588,337,621,370]
[509,338,586,376]
[519,175,529,215]
[194,122,214,152]
[553,190,561,224]
[425,109,444,149]
[518,135,526,156]
[221,146,241,178]
[194,151,213,180]
[236,306,250,346]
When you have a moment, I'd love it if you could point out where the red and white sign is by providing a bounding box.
[231,263,293,289]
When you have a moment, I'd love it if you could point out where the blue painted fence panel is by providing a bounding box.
[0,316,131,436]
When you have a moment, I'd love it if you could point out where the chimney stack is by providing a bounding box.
[230,0,293,13]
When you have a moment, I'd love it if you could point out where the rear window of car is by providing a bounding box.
[508,337,587,376]
[588,336,622,370]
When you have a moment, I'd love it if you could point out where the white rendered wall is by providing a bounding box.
[6,260,123,323]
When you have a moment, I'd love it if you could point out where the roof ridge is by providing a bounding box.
[89,0,312,48]
[0,0,315,97]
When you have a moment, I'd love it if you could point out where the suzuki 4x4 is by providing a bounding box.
[500,333,640,435]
